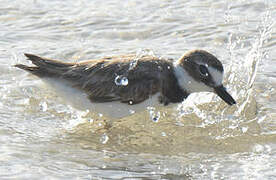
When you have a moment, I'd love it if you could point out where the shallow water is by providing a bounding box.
[1,0,276,179]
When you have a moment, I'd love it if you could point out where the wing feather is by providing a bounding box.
[66,55,174,104]
[16,53,177,104]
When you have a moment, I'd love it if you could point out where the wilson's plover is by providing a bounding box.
[15,50,236,118]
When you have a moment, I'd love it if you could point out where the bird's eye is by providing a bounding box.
[199,65,209,77]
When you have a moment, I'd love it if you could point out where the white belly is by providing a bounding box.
[43,78,161,119]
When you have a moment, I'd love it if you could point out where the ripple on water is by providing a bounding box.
[0,0,276,179]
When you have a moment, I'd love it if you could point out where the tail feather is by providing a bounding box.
[24,53,72,68]
[15,53,74,77]
[14,64,39,72]
[14,64,49,76]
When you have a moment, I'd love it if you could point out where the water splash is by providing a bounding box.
[63,106,90,130]
[129,57,139,71]
[245,11,274,89]
[114,49,155,88]
[233,11,273,118]
[175,11,274,138]
[129,49,155,71]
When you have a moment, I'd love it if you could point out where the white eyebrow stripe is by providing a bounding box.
[208,67,223,86]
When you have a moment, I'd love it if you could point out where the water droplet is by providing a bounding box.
[129,59,138,70]
[39,101,47,112]
[114,75,128,86]
[100,133,109,144]
[153,114,160,122]
[129,109,135,114]
[241,126,248,133]
[129,100,133,105]
[147,107,160,122]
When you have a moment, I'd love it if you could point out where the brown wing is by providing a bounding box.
[69,55,175,104]
[15,53,177,105]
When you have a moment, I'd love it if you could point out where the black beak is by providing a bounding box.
[214,85,236,105]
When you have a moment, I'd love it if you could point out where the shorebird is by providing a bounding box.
[15,50,236,118]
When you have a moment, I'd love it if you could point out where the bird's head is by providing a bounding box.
[174,50,236,105]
